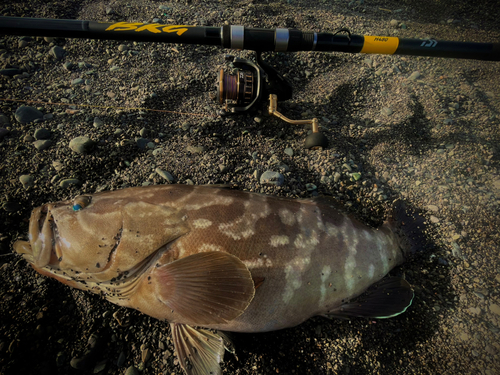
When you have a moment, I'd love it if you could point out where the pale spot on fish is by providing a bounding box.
[283,264,300,304]
[198,243,222,252]
[60,237,71,248]
[368,264,375,279]
[193,218,212,229]
[318,265,332,307]
[184,196,234,211]
[294,234,306,249]
[278,208,295,226]
[270,235,289,247]
[242,257,273,269]
[343,223,358,293]
[325,222,339,237]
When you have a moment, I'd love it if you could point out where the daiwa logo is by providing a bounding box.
[421,39,438,47]
[105,22,190,36]
[374,37,389,42]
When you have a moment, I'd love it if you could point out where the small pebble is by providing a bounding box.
[59,179,81,188]
[19,175,34,189]
[260,171,284,186]
[33,140,52,151]
[124,366,139,375]
[15,106,43,124]
[50,46,66,60]
[155,168,175,182]
[408,71,421,81]
[34,128,51,140]
[186,145,205,154]
[116,351,126,367]
[93,117,104,128]
[69,136,95,154]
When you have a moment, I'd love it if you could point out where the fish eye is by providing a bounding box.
[73,195,92,211]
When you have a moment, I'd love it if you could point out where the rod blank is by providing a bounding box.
[0,16,498,61]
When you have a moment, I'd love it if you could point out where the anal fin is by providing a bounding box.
[329,277,414,319]
[171,323,224,375]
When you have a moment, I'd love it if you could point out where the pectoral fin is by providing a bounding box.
[154,251,255,325]
[328,277,414,319]
[171,323,224,375]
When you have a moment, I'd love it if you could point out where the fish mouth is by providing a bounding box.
[14,204,58,268]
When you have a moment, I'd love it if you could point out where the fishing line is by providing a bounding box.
[0,97,217,118]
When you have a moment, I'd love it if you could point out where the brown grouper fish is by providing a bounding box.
[14,184,419,375]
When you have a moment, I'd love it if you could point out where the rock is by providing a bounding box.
[15,106,43,124]
[93,117,104,128]
[50,46,66,60]
[427,204,439,212]
[0,128,9,139]
[284,147,294,157]
[0,114,10,125]
[19,174,34,189]
[260,171,284,186]
[69,136,95,154]
[490,303,500,315]
[93,360,107,373]
[118,44,128,52]
[408,71,421,81]
[124,366,139,375]
[0,68,22,77]
[187,145,205,154]
[116,351,126,367]
[155,168,175,182]
[71,78,85,86]
[34,128,51,140]
[381,107,393,116]
[141,347,151,363]
[2,201,20,212]
[52,160,64,171]
[63,62,73,71]
[33,140,53,151]
[306,183,317,191]
[59,179,81,188]
[390,19,399,27]
[136,138,149,149]
[152,148,163,156]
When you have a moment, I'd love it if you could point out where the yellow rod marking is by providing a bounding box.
[0,98,214,117]
[361,36,399,55]
[105,22,190,36]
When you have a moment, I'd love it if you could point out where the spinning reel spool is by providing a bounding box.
[217,54,329,149]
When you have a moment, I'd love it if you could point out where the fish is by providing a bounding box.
[13,184,419,375]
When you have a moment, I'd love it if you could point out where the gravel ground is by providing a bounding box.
[1,1,500,374]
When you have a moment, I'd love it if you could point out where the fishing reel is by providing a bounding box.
[216,53,328,149]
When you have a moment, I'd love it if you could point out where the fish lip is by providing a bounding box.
[29,204,57,268]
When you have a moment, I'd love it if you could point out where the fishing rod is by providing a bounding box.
[1,16,499,148]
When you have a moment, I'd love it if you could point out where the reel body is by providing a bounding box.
[217,53,328,149]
